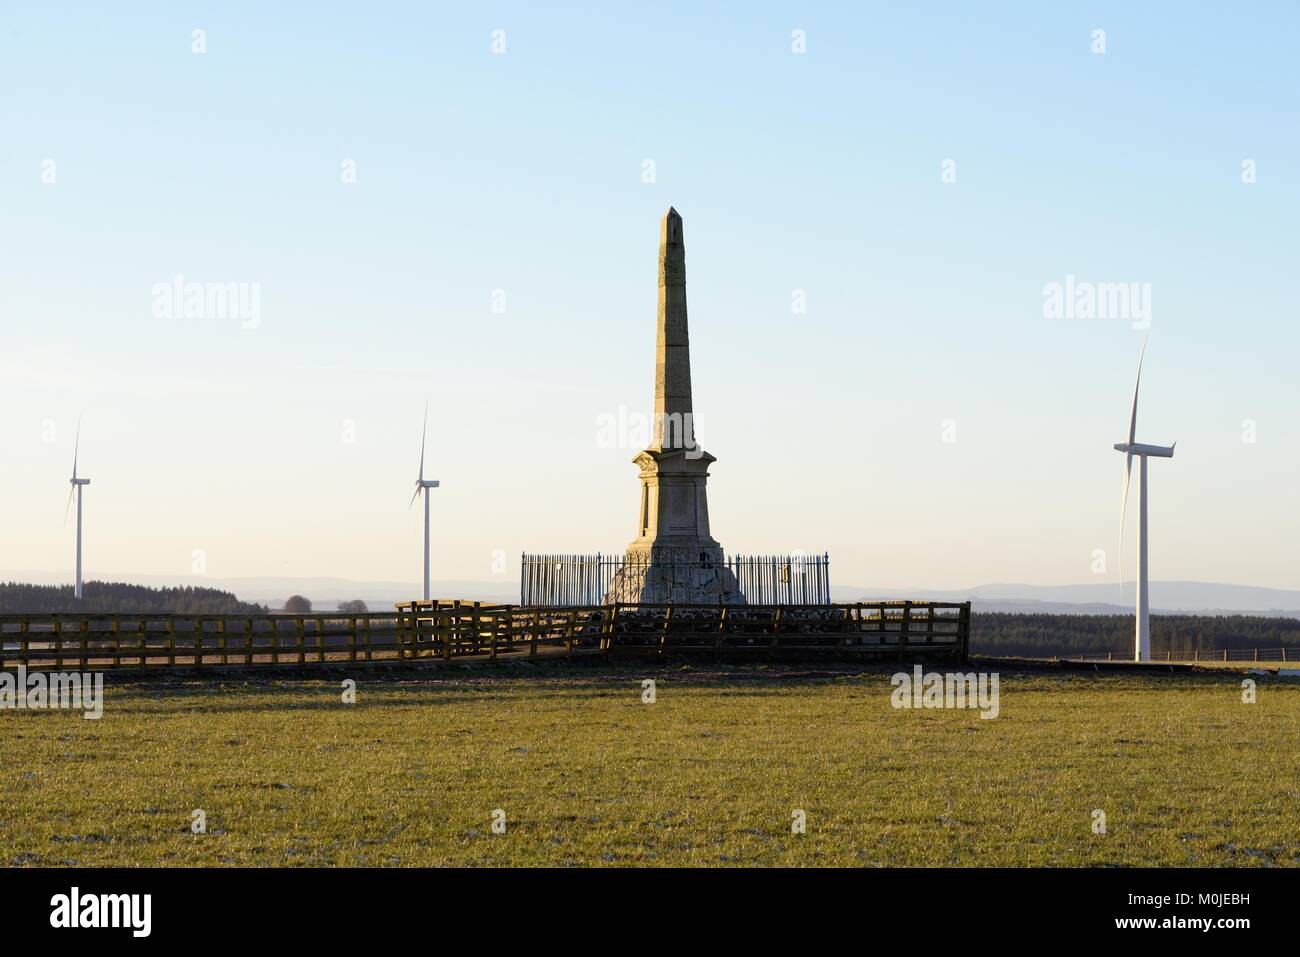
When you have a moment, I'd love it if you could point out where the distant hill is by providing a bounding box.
[0,581,268,615]
[834,581,1300,617]
[970,612,1300,659]
[4,571,1298,617]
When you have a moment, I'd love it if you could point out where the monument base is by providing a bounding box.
[605,545,746,605]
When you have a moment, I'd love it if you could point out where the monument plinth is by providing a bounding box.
[607,208,745,604]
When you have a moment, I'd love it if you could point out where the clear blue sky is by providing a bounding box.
[2,1,1297,592]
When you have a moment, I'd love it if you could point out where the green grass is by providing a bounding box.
[2,665,1297,866]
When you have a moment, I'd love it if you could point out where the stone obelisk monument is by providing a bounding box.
[607,208,745,604]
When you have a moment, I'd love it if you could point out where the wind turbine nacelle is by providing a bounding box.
[70,478,91,486]
[420,480,440,489]
[1113,442,1175,458]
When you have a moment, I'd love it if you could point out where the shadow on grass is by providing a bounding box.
[67,662,1270,717]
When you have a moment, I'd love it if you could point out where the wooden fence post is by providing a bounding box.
[109,615,121,669]
[659,605,673,657]
[604,604,619,655]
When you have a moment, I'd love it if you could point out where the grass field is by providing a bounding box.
[2,665,1297,867]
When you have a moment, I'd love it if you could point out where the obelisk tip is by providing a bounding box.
[661,206,682,243]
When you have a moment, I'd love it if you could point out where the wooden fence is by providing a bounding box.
[0,612,404,670]
[0,600,969,671]
[520,552,832,606]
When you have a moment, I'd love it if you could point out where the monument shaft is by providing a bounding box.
[655,209,692,448]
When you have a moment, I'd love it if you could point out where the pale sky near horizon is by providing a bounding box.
[2,1,1298,594]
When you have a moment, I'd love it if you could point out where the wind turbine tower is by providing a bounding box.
[408,404,440,601]
[65,421,91,600]
[1114,333,1175,662]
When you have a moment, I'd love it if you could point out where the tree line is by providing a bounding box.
[0,582,268,615]
[970,612,1300,658]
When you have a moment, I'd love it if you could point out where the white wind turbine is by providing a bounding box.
[65,419,91,600]
[408,404,440,601]
[1114,331,1175,662]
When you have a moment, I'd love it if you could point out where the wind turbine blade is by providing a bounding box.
[418,401,428,482]
[1118,328,1148,601]
[71,416,81,481]
[408,484,421,510]
[65,484,76,522]
[1118,450,1133,600]
[1127,327,1150,446]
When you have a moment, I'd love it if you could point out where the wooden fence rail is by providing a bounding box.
[0,601,970,672]
[1071,647,1294,664]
